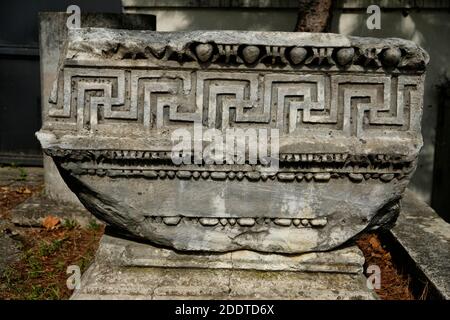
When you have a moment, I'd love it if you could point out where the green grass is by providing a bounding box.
[2,266,18,287]
[38,238,66,257]
[7,163,28,181]
[76,256,89,271]
[26,284,61,300]
[55,260,66,272]
[24,251,44,278]
[87,219,101,231]
[18,167,28,181]
[62,219,78,230]
[26,285,45,300]
[0,222,103,300]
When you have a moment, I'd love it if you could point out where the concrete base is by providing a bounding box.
[71,234,377,300]
[43,156,83,208]
[389,190,450,299]
[10,193,100,228]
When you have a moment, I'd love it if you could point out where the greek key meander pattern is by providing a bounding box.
[48,68,422,138]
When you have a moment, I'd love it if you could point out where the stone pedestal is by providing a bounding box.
[71,234,377,300]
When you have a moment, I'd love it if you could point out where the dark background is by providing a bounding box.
[0,0,122,165]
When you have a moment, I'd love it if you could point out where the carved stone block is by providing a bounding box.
[36,29,428,253]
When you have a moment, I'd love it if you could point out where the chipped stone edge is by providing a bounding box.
[96,233,365,274]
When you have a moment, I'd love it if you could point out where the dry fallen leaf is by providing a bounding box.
[368,236,381,251]
[42,215,60,230]
[17,187,32,194]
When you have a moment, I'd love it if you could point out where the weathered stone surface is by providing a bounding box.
[95,234,365,273]
[0,220,22,276]
[71,234,377,300]
[0,167,43,188]
[37,29,428,253]
[10,195,99,228]
[73,266,376,300]
[0,235,21,275]
[390,190,450,299]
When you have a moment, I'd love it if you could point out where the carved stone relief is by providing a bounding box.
[37,29,428,253]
